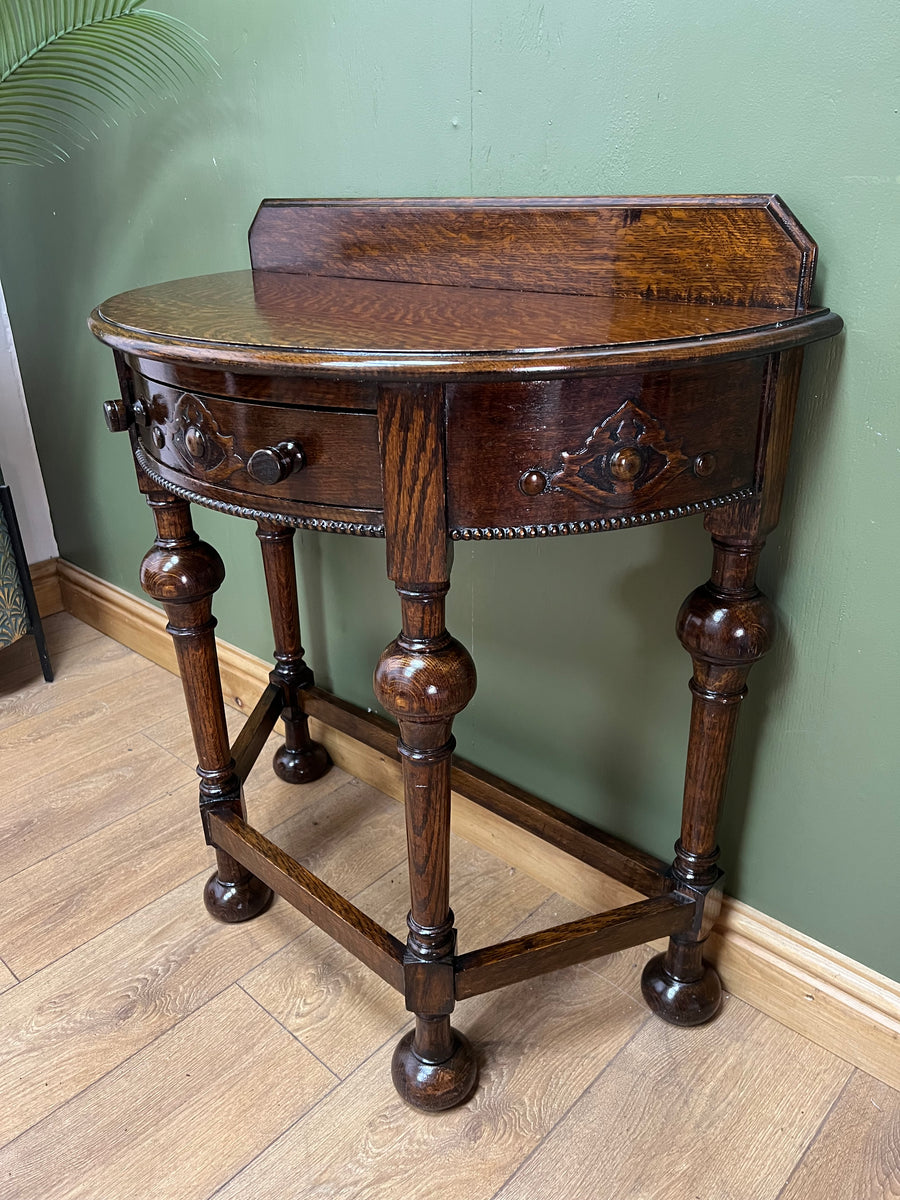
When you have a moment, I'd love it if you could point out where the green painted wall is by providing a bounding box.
[1,1,897,979]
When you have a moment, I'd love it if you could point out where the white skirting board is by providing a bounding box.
[56,557,900,1090]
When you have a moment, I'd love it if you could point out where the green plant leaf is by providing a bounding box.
[0,1,217,165]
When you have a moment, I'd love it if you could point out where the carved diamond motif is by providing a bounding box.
[171,393,243,483]
[548,399,688,506]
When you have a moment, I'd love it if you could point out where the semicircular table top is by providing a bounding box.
[90,268,841,380]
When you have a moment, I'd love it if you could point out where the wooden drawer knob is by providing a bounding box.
[103,397,146,432]
[183,425,206,459]
[103,399,132,432]
[608,446,644,482]
[692,452,717,477]
[518,469,548,497]
[247,440,306,485]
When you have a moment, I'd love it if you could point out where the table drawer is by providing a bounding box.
[131,376,383,510]
[446,359,765,534]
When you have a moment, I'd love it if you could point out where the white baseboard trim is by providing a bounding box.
[56,557,900,1089]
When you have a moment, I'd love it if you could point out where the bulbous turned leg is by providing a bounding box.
[374,382,480,1108]
[257,522,331,785]
[392,1019,478,1112]
[271,710,332,783]
[141,489,272,921]
[374,586,478,1111]
[272,745,331,784]
[645,535,774,1026]
[641,941,723,1026]
[203,849,273,923]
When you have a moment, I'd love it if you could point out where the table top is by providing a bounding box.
[90,197,843,543]
[91,267,840,381]
[90,195,841,382]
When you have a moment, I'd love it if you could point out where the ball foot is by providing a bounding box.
[272,740,332,785]
[641,952,723,1026]
[391,1028,478,1111]
[203,871,273,923]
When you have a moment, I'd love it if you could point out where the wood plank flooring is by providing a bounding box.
[0,614,896,1199]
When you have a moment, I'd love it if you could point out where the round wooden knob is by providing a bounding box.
[518,469,548,497]
[608,446,643,482]
[103,399,133,433]
[247,441,306,485]
[184,425,206,459]
[693,452,717,478]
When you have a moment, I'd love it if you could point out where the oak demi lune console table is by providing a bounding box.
[91,196,842,1111]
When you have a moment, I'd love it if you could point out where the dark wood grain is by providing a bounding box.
[377,383,448,587]
[446,358,765,531]
[138,488,272,923]
[455,895,695,1000]
[753,346,806,537]
[132,443,385,533]
[130,374,383,509]
[230,682,282,784]
[206,811,405,991]
[138,490,232,802]
[642,531,774,1025]
[129,355,379,409]
[248,195,817,308]
[256,521,331,785]
[373,382,479,1109]
[93,194,843,1113]
[90,268,840,381]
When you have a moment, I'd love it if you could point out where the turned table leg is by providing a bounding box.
[140,489,272,922]
[373,382,478,1110]
[375,581,478,1110]
[642,533,774,1023]
[256,521,331,784]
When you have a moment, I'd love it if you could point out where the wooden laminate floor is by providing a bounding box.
[0,613,896,1199]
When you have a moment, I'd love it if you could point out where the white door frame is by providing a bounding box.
[0,278,58,563]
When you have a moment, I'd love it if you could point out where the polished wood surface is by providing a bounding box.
[97,264,822,353]
[454,895,694,1000]
[444,358,764,533]
[129,374,382,508]
[138,486,274,924]
[256,521,332,785]
[92,264,839,379]
[248,195,818,306]
[91,196,840,379]
[90,196,843,1112]
[373,381,479,1108]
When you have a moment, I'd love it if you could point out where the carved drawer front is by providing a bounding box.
[446,359,766,535]
[130,376,383,510]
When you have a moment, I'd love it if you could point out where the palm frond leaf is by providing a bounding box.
[0,1,216,165]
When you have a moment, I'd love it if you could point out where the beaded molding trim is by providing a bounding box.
[136,447,753,541]
[134,447,386,537]
[449,489,755,541]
